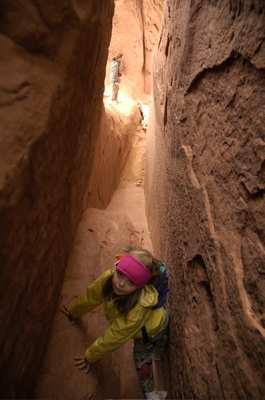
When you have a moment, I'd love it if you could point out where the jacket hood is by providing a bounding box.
[139,285,158,308]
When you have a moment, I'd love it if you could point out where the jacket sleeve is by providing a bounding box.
[111,60,121,83]
[112,61,119,78]
[84,304,152,363]
[70,270,112,319]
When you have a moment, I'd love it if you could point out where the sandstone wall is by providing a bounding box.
[0,0,114,397]
[83,99,140,210]
[146,0,265,398]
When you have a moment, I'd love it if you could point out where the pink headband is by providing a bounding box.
[115,253,152,288]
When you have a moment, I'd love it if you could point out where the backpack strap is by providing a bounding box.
[141,325,150,343]
[152,268,169,310]
[141,260,169,343]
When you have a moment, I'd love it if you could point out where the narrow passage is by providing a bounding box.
[35,96,170,399]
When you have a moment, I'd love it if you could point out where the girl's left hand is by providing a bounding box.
[74,356,91,374]
[62,304,78,325]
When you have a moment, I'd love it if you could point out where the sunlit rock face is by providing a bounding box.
[0,1,114,397]
[146,0,265,398]
[105,0,164,99]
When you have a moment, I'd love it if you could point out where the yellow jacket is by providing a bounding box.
[70,269,165,363]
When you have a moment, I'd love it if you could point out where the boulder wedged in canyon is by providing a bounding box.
[0,1,114,397]
[145,1,265,399]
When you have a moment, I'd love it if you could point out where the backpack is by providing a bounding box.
[152,260,169,309]
[141,260,169,342]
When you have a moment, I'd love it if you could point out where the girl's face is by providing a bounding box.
[112,270,138,296]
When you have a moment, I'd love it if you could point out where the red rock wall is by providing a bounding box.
[83,100,140,210]
[146,0,265,398]
[0,0,114,397]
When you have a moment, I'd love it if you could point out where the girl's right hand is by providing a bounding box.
[62,304,77,325]
[74,356,91,374]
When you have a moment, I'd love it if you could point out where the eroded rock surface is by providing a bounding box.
[0,1,114,397]
[146,1,265,398]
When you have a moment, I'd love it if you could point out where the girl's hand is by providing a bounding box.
[74,356,91,374]
[61,304,77,325]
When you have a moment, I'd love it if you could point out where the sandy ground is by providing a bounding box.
[34,89,170,400]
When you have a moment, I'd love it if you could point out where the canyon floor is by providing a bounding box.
[34,88,171,400]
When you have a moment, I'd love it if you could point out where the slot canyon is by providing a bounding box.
[0,0,264,399]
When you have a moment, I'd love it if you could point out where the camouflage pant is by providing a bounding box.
[133,303,170,393]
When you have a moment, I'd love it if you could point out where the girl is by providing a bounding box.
[62,248,170,400]
[110,52,123,104]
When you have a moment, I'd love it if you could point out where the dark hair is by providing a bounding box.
[101,248,161,316]
[112,52,123,60]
